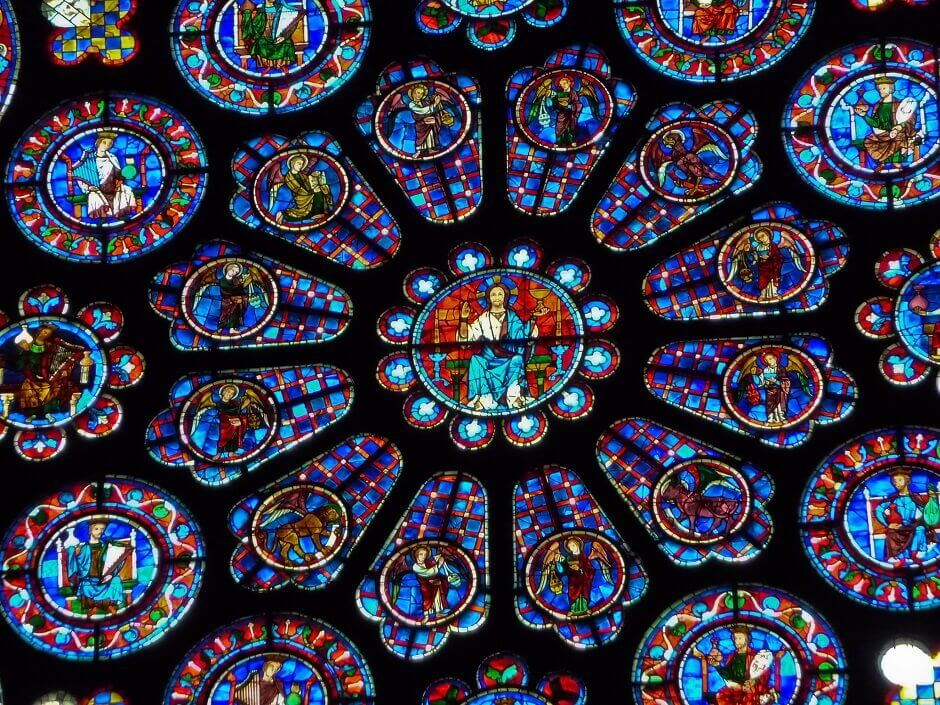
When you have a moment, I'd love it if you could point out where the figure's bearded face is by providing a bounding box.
[90,523,106,539]
[877,82,894,99]
[733,631,749,649]
[489,287,506,309]
[891,472,909,490]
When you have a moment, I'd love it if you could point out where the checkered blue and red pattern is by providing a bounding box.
[597,418,774,566]
[47,0,138,66]
[593,100,762,252]
[148,239,352,351]
[513,465,647,648]
[231,132,400,269]
[506,44,635,216]
[644,202,849,320]
[356,59,483,224]
[145,365,353,486]
[357,471,489,660]
[228,434,401,591]
[645,335,856,448]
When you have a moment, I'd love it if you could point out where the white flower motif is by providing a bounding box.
[417,278,436,294]
[512,249,531,267]
[389,317,409,334]
[557,267,577,285]
[562,390,580,407]
[389,363,410,381]
[465,418,483,437]
[460,253,480,270]
[517,415,535,433]
[585,349,608,367]
[418,401,437,418]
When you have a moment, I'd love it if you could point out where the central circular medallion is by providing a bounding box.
[639,119,739,203]
[717,223,817,305]
[652,460,752,544]
[721,344,824,430]
[524,530,626,621]
[374,79,473,161]
[0,317,108,429]
[410,269,585,418]
[514,69,614,152]
[179,379,278,464]
[181,258,280,341]
[250,485,349,571]
[378,540,477,627]
[47,126,167,230]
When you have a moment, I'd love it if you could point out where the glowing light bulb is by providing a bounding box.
[880,641,935,687]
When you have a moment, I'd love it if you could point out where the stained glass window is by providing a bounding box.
[2,2,939,703]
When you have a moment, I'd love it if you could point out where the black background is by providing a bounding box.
[0,1,939,703]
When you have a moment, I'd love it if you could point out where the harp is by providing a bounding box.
[233,672,264,705]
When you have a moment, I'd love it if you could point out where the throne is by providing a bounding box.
[233,0,310,70]
[55,532,138,615]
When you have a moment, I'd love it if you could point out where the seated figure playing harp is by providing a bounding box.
[72,131,139,220]
[233,656,302,705]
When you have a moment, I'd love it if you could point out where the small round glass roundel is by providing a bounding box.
[410,269,585,418]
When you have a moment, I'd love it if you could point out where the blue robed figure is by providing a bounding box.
[457,283,547,412]
[67,520,130,614]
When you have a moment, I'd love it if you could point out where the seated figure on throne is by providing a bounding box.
[689,0,744,37]
[72,131,139,220]
[67,520,133,616]
[456,283,549,412]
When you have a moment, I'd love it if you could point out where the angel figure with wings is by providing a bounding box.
[394,83,457,157]
[271,153,334,225]
[189,261,272,334]
[648,127,731,198]
[386,543,466,620]
[725,227,807,302]
[738,352,812,426]
[526,74,599,148]
[191,383,272,457]
[535,535,614,617]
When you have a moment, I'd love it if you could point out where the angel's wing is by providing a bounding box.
[587,542,613,584]
[242,389,273,427]
[690,125,729,161]
[776,232,808,274]
[656,159,675,186]
[258,492,307,528]
[578,84,600,120]
[189,266,222,313]
[526,79,554,123]
[534,541,563,595]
